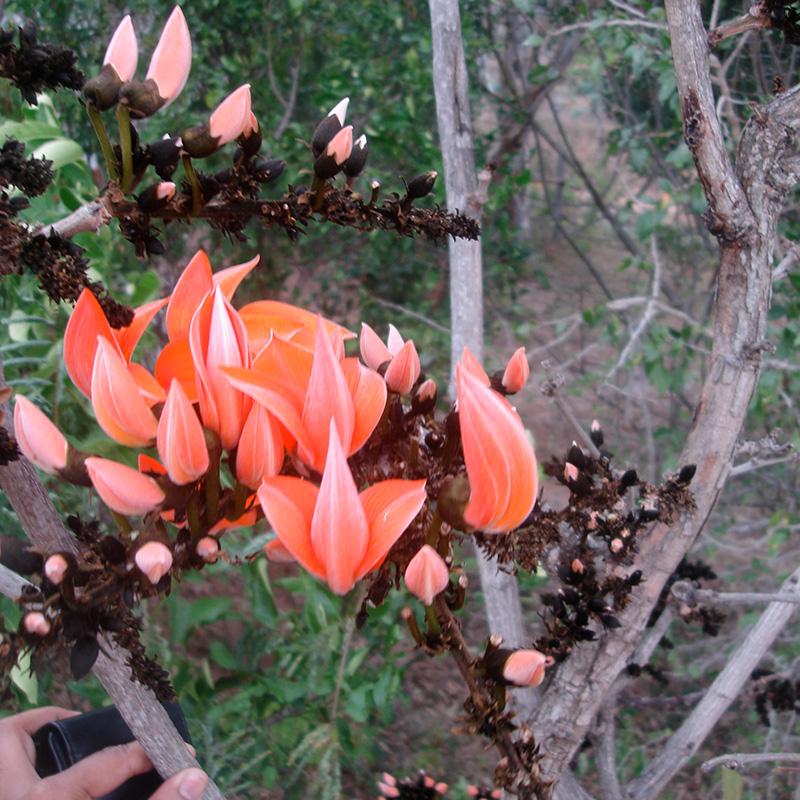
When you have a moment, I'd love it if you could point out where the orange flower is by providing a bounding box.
[456,349,538,532]
[257,421,426,594]
[85,456,165,516]
[13,395,68,474]
[224,320,386,472]
[359,323,421,394]
[189,287,251,451]
[404,545,449,606]
[157,380,209,485]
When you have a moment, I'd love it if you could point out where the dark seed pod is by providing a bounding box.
[145,236,166,257]
[71,636,100,680]
[574,610,589,627]
[405,170,438,200]
[118,79,165,119]
[252,158,285,184]
[627,570,643,586]
[620,469,639,490]
[575,628,596,641]
[588,597,608,613]
[677,464,697,484]
[147,137,181,180]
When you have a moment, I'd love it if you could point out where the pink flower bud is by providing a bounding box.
[501,346,530,393]
[134,541,173,584]
[44,554,69,585]
[564,462,579,483]
[404,545,449,606]
[378,784,399,798]
[571,558,585,574]
[502,648,548,687]
[610,538,623,553]
[156,182,176,200]
[85,457,165,516]
[416,378,437,403]
[435,783,448,794]
[23,611,50,636]
[384,339,421,395]
[326,125,353,165]
[13,395,68,474]
[196,537,220,563]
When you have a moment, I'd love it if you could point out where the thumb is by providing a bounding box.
[149,767,209,800]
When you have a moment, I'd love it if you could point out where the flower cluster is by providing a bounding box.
[14,250,539,606]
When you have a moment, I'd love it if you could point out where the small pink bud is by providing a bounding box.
[196,537,220,563]
[620,527,631,539]
[13,395,68,474]
[502,649,548,687]
[381,774,397,787]
[423,776,435,788]
[404,545,449,606]
[44,554,69,585]
[564,462,579,482]
[135,541,173,584]
[467,789,479,798]
[587,511,598,530]
[378,784,399,798]
[571,558,585,574]
[156,181,176,200]
[23,611,50,636]
[384,339,421,394]
[501,346,530,393]
[610,538,623,554]
[416,378,436,403]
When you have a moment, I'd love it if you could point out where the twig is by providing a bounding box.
[708,4,773,47]
[730,452,798,476]
[0,561,32,600]
[702,752,800,773]
[672,580,800,607]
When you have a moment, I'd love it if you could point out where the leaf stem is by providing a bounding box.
[86,103,119,182]
[181,154,203,215]
[116,104,133,192]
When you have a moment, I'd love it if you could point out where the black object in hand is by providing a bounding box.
[32,703,192,800]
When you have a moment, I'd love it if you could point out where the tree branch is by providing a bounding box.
[701,751,800,772]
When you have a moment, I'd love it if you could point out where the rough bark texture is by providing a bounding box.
[428,2,533,724]
[528,0,800,793]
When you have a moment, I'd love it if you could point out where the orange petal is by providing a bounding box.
[356,478,427,578]
[257,476,324,578]
[309,421,369,594]
[240,300,354,350]
[145,5,191,106]
[114,296,169,362]
[209,84,252,146]
[64,288,118,397]
[138,453,167,476]
[359,322,391,371]
[340,358,386,454]
[213,254,260,300]
[13,395,68,474]
[300,321,355,471]
[166,249,213,342]
[404,545,449,606]
[235,403,284,489]
[502,347,530,394]
[157,380,209,485]
[383,339,421,395]
[85,456,165,515]
[104,14,138,82]
[154,339,197,402]
[251,335,312,410]
[456,366,537,532]
[209,507,258,534]
[91,337,158,447]
[128,362,167,406]
[459,346,490,386]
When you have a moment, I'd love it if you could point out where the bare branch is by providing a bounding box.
[709,4,773,47]
[702,752,800,772]
[672,580,800,607]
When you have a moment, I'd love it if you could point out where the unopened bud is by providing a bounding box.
[311,97,349,156]
[406,171,437,200]
[137,181,176,212]
[571,558,585,575]
[590,419,604,447]
[610,538,623,554]
[147,136,181,180]
[343,133,368,178]
[118,78,165,119]
[23,611,50,637]
[134,541,173,584]
[196,537,220,563]
[44,553,70,585]
[404,545,449,606]
[501,347,530,394]
[83,63,124,110]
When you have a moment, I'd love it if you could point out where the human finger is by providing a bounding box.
[148,768,208,800]
[3,706,79,736]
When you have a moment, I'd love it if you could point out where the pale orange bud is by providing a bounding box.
[416,378,436,403]
[23,611,50,636]
[196,536,220,563]
[103,15,138,82]
[156,181,176,200]
[235,403,284,489]
[209,84,252,146]
[435,783,448,794]
[135,541,173,584]
[157,380,209,485]
[404,545,449,606]
[242,111,258,137]
[384,339,421,395]
[359,322,392,371]
[610,538,623,553]
[502,649,548,687]
[44,554,69,585]
[85,457,165,516]
[326,125,353,165]
[571,558,585,574]
[381,774,397,787]
[13,395,68,474]
[501,346,530,393]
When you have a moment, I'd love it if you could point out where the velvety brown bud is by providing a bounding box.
[137,181,176,213]
[118,78,165,119]
[590,419,604,447]
[343,133,368,177]
[83,63,124,111]
[181,124,219,159]
[311,97,348,156]
[253,158,285,183]
[437,474,470,529]
[406,171,437,200]
[147,136,181,179]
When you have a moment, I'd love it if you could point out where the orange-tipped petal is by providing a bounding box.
[209,84,252,146]
[85,456,165,515]
[13,395,68,474]
[134,541,173,584]
[114,296,169,362]
[340,358,387,454]
[502,649,547,687]
[154,339,198,402]
[166,249,213,342]
[383,339,421,395]
[208,507,258,534]
[404,545,449,605]
[502,346,530,394]
[235,403,284,489]
[386,324,404,356]
[300,322,355,471]
[309,421,369,594]
[157,379,209,485]
[264,538,296,563]
[64,288,117,397]
[456,366,538,532]
[138,453,167,476]
[257,476,324,578]
[104,14,138,82]
[145,5,191,106]
[127,362,167,406]
[91,337,158,447]
[356,478,427,578]
[213,255,260,300]
[459,346,490,385]
[359,322,391,371]
[326,125,353,165]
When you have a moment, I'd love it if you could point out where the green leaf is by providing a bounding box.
[170,595,234,646]
[31,139,84,170]
[11,650,38,704]
[722,768,743,800]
